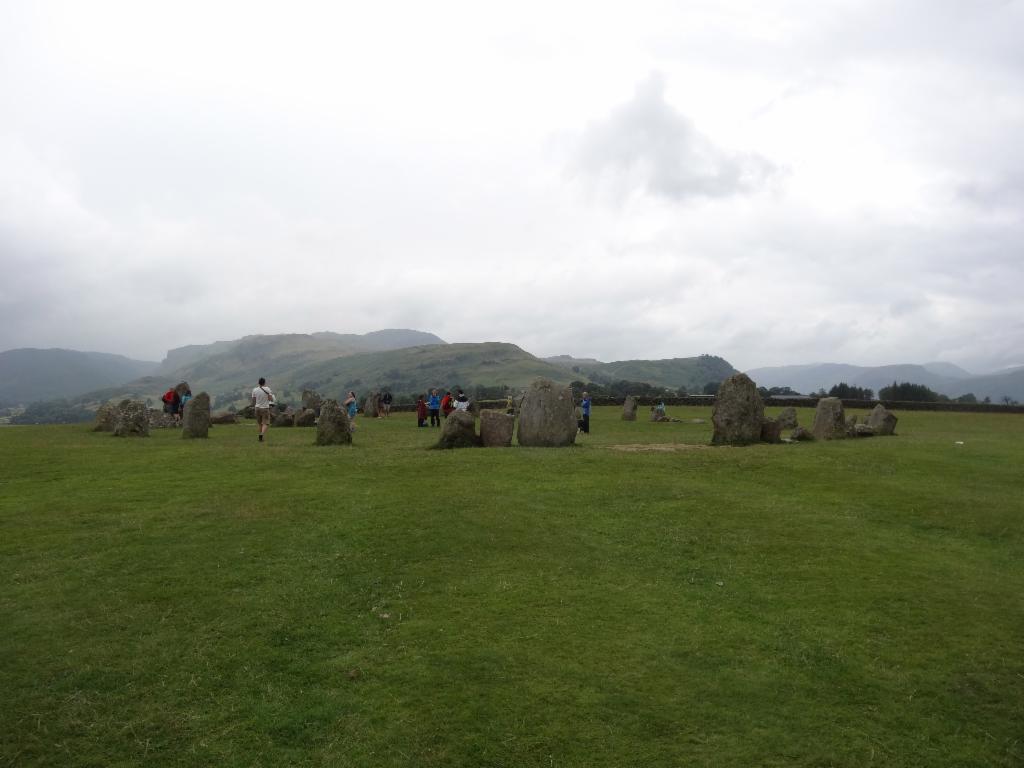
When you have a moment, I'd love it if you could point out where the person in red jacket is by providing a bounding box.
[440,391,454,417]
[415,395,428,427]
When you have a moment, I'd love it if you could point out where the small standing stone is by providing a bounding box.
[181,392,211,439]
[437,411,480,449]
[866,404,898,436]
[776,407,798,430]
[294,408,317,427]
[301,390,322,411]
[760,417,782,444]
[113,400,149,437]
[622,396,638,421]
[315,400,352,445]
[790,426,813,441]
[480,410,514,447]
[812,397,847,440]
[92,403,117,432]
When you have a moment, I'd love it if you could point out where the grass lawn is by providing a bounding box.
[1,406,1022,767]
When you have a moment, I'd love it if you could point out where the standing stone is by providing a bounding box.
[301,390,322,411]
[622,396,638,421]
[711,373,765,446]
[776,407,798,430]
[113,400,149,437]
[480,410,514,447]
[210,412,239,425]
[866,404,898,436]
[852,424,876,437]
[93,403,118,432]
[812,397,847,440]
[315,399,352,445]
[790,426,813,441]
[363,391,381,418]
[517,378,578,447]
[181,392,211,438]
[272,408,295,427]
[760,417,782,444]
[437,410,481,449]
[294,408,317,427]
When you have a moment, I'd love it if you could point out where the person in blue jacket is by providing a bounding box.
[580,391,592,434]
[427,388,441,427]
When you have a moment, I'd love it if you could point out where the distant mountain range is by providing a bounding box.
[4,330,1022,408]
[744,362,1024,402]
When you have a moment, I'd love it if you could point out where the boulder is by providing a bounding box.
[480,410,514,447]
[776,407,798,430]
[852,424,876,437]
[315,399,352,445]
[790,426,813,441]
[363,391,381,418]
[760,417,782,444]
[181,392,211,438]
[301,390,322,411]
[92,403,118,432]
[294,408,317,427]
[239,404,255,419]
[113,400,149,437]
[516,378,578,447]
[210,412,239,425]
[866,404,898,436]
[622,396,638,421]
[711,373,765,445]
[272,409,295,427]
[436,410,481,449]
[811,397,847,440]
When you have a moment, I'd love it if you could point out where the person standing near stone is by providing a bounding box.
[251,377,276,442]
[454,389,470,412]
[441,391,455,418]
[343,391,358,431]
[416,395,428,427]
[380,390,393,418]
[428,389,442,427]
[178,389,192,426]
[580,391,592,434]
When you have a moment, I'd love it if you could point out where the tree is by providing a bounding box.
[955,393,977,404]
[878,381,941,402]
[828,382,874,400]
[702,381,721,396]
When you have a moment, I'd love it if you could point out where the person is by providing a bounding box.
[440,390,454,418]
[161,387,180,425]
[580,391,591,434]
[178,389,193,425]
[415,395,428,427]
[454,389,470,412]
[343,391,358,431]
[428,389,441,427]
[381,390,393,418]
[251,377,276,442]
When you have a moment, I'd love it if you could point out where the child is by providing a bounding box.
[416,395,428,427]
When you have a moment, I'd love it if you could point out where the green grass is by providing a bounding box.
[1,406,1022,767]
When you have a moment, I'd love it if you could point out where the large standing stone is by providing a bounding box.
[315,399,352,445]
[181,392,211,438]
[113,400,149,437]
[622,396,638,421]
[516,379,578,447]
[294,408,317,427]
[93,403,118,432]
[711,373,765,445]
[301,390,322,411]
[363,391,381,418]
[776,407,798,430]
[812,397,847,440]
[866,404,898,436]
[480,410,514,447]
[436,410,481,449]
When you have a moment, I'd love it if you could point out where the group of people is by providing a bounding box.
[160,386,193,427]
[415,388,471,427]
[246,379,594,441]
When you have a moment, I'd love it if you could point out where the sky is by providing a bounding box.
[1,0,1022,372]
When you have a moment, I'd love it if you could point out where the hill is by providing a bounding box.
[545,354,737,392]
[0,348,158,406]
[745,362,1024,402]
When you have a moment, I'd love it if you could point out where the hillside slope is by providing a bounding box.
[545,354,737,391]
[0,348,158,405]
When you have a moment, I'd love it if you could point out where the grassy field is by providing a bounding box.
[1,406,1022,767]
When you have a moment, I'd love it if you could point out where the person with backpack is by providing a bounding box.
[162,387,181,425]
[251,377,276,442]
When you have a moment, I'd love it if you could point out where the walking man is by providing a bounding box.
[252,377,276,442]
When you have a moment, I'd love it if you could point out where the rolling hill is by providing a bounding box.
[544,354,737,392]
[0,348,158,406]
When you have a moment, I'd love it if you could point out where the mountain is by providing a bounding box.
[545,354,737,392]
[0,348,159,406]
[744,362,1024,402]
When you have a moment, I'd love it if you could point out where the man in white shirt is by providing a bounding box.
[251,377,276,442]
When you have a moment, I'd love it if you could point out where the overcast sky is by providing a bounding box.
[2,1,1022,372]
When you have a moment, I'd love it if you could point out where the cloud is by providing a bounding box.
[569,73,777,203]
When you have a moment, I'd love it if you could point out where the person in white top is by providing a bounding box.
[251,377,276,442]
